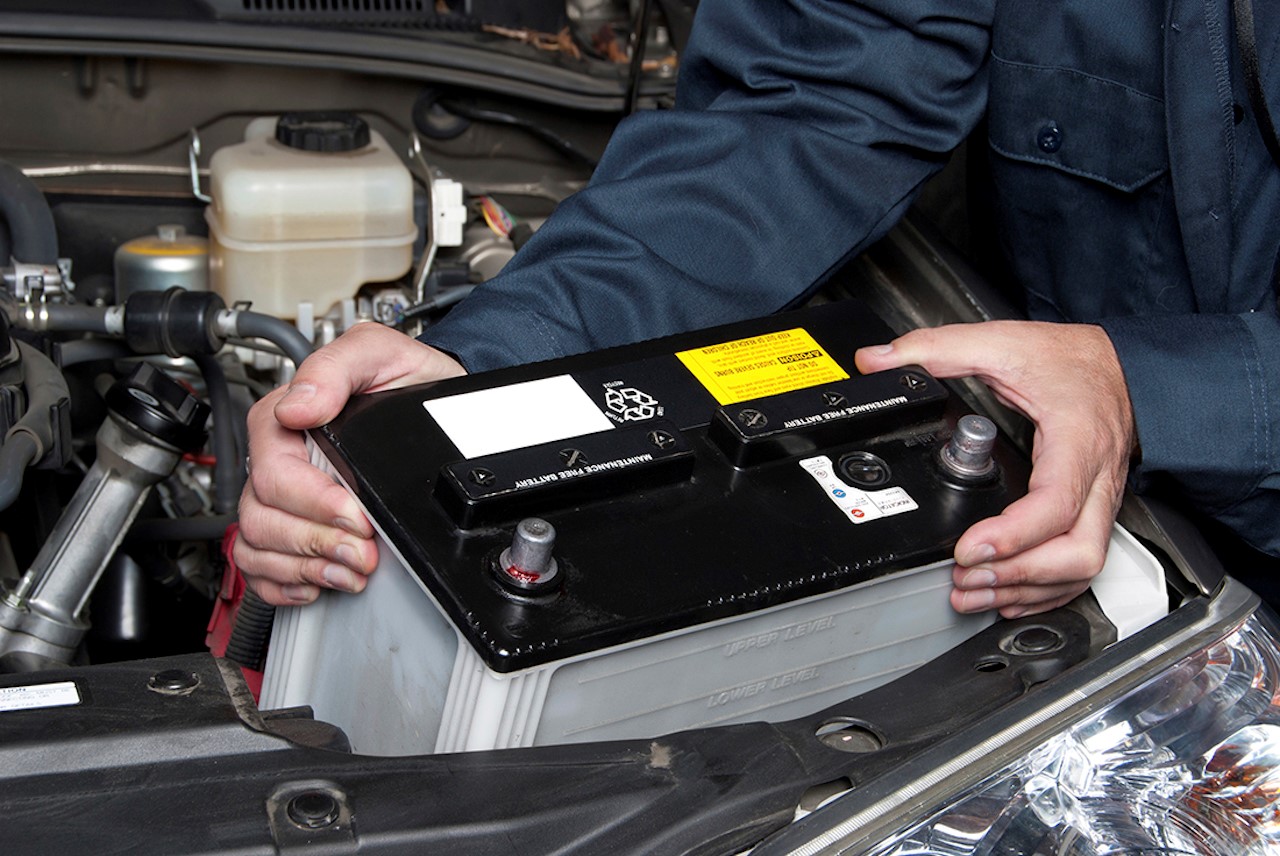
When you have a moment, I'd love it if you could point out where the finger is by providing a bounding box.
[244,450,373,540]
[954,419,1125,566]
[275,324,465,431]
[954,450,1091,565]
[855,321,1030,376]
[854,324,1008,378]
[244,576,322,607]
[950,579,1089,616]
[233,531,371,595]
[244,391,373,537]
[238,483,377,572]
[951,478,1119,614]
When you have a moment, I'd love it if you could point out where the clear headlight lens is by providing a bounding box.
[868,612,1280,855]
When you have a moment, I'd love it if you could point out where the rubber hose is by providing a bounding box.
[224,588,276,671]
[57,338,131,367]
[0,159,58,264]
[234,311,313,368]
[38,304,112,334]
[0,433,41,512]
[192,354,242,514]
[127,513,237,543]
[0,341,70,511]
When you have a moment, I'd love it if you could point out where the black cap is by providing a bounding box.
[275,112,371,153]
[105,362,210,453]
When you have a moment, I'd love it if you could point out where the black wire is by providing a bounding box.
[625,0,655,116]
[413,88,599,167]
[193,353,243,515]
[399,285,477,324]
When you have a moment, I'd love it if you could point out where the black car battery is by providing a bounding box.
[261,298,1033,755]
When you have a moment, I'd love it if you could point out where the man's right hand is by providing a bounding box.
[234,323,466,605]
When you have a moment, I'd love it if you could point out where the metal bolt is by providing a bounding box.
[737,408,768,428]
[286,791,340,830]
[147,669,200,696]
[648,430,676,450]
[468,468,495,486]
[940,414,998,480]
[899,373,927,391]
[497,518,559,592]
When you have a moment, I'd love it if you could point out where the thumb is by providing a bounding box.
[271,326,400,430]
[274,323,466,431]
[272,379,337,431]
[853,342,903,374]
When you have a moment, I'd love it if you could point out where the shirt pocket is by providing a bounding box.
[988,54,1167,191]
[985,55,1194,320]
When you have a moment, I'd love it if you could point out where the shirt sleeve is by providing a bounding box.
[421,0,994,371]
[1101,309,1280,555]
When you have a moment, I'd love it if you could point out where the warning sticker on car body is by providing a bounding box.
[676,328,849,405]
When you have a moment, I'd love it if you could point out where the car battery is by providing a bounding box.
[260,299,1143,756]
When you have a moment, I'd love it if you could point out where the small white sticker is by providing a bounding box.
[423,375,615,459]
[0,680,80,712]
[799,456,917,524]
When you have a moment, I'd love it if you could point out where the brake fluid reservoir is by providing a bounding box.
[205,112,416,318]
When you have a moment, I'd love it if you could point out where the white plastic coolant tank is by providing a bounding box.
[205,113,416,318]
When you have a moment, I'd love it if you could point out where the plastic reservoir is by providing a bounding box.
[205,113,416,318]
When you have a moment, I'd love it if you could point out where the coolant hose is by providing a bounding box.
[193,353,243,515]
[0,341,70,511]
[0,160,58,265]
[234,310,313,368]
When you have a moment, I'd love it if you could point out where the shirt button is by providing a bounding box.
[1036,122,1063,153]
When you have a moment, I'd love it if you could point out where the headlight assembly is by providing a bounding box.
[759,577,1279,856]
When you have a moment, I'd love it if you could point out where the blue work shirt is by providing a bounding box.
[423,0,1280,556]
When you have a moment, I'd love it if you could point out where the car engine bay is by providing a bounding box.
[8,5,1280,855]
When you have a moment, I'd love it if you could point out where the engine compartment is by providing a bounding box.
[0,31,628,671]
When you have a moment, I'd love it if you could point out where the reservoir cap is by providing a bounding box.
[276,112,371,153]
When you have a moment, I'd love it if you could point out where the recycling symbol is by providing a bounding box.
[605,386,659,422]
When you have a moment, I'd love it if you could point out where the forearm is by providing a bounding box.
[1100,310,1280,555]
[422,0,994,372]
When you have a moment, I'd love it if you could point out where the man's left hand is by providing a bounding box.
[855,321,1136,618]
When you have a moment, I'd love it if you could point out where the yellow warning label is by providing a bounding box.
[676,328,849,405]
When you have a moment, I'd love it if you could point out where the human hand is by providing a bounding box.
[855,321,1136,618]
[235,323,466,605]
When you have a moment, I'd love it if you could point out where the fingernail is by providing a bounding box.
[335,516,365,537]
[282,584,318,603]
[335,543,362,570]
[961,543,997,566]
[870,344,894,355]
[960,568,997,588]
[1002,606,1027,619]
[958,588,996,612]
[323,563,360,592]
[280,383,316,406]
